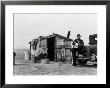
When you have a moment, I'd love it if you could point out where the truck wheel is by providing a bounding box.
[77,59,88,65]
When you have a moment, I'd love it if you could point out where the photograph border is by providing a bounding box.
[1,0,109,88]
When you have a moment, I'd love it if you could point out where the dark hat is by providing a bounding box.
[77,34,81,37]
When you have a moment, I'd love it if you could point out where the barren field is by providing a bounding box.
[13,49,97,75]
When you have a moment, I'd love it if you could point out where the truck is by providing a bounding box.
[76,34,97,65]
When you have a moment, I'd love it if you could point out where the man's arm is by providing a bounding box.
[80,40,84,46]
[72,39,79,48]
[72,39,77,45]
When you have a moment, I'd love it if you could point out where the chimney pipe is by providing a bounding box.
[67,31,71,38]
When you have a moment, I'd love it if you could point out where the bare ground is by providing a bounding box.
[14,60,97,75]
[13,49,97,75]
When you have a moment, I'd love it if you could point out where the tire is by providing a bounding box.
[77,59,88,65]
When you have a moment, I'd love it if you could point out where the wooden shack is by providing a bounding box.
[29,33,73,62]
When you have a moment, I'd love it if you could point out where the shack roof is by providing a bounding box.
[29,33,73,44]
[42,33,73,41]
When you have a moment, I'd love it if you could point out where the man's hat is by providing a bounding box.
[77,34,81,37]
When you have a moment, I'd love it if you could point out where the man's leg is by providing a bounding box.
[73,58,76,66]
[13,56,15,65]
[72,48,77,66]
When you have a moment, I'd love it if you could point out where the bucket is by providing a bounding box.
[24,51,30,61]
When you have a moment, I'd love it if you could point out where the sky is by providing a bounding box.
[14,13,97,49]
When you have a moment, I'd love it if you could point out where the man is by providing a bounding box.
[71,34,84,66]
[13,52,16,65]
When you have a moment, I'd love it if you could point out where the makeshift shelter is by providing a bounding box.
[29,33,73,62]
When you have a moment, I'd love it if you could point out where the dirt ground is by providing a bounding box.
[13,49,97,75]
[14,62,97,75]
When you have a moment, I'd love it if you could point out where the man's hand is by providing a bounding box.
[74,43,78,48]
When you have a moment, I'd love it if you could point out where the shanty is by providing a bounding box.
[29,33,73,63]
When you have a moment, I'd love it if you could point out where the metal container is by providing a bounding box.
[24,51,30,61]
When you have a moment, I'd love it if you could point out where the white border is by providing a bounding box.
[5,5,106,84]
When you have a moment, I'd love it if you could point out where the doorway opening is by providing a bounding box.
[47,37,55,61]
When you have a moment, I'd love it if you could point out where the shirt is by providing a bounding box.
[72,39,84,48]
